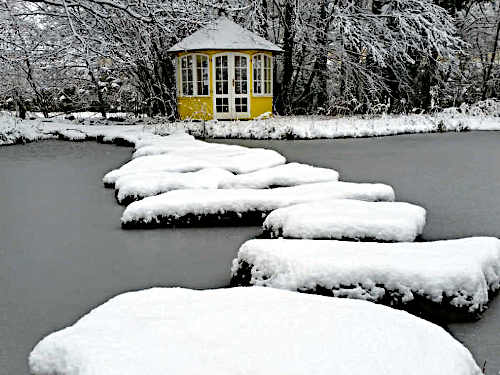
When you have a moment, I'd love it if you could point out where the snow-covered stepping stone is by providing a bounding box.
[263,199,426,242]
[218,162,339,189]
[29,287,481,375]
[231,237,500,321]
[132,140,249,158]
[121,181,395,228]
[114,168,235,205]
[103,147,286,187]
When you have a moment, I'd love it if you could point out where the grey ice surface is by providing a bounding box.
[1,132,499,374]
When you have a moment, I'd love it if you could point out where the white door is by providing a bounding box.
[213,53,250,119]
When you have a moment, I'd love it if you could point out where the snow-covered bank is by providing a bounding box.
[2,111,500,147]
[263,200,426,242]
[121,181,395,228]
[231,237,500,321]
[29,287,482,375]
[157,112,500,140]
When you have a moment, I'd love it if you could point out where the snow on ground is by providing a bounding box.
[29,287,481,375]
[2,110,500,147]
[263,199,426,241]
[121,181,395,228]
[103,148,286,186]
[154,112,500,140]
[218,162,339,189]
[231,237,500,318]
[114,168,235,205]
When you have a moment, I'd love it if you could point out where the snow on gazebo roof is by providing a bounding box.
[167,17,283,53]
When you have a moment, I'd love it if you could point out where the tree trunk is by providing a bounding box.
[15,93,27,120]
[276,0,295,114]
[482,18,500,100]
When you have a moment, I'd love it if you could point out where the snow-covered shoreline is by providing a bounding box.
[1,112,500,147]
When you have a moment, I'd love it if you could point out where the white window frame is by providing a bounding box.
[252,53,273,96]
[178,53,210,97]
[212,52,251,120]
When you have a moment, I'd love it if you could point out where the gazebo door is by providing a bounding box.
[213,53,250,119]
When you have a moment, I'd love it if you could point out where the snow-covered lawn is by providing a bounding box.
[263,199,426,242]
[159,112,500,140]
[29,287,482,375]
[231,237,500,321]
[2,110,500,147]
[120,181,395,228]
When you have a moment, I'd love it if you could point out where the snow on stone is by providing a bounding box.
[167,16,283,53]
[29,287,481,375]
[114,163,339,204]
[121,181,395,227]
[114,168,235,204]
[103,148,286,186]
[219,162,339,189]
[132,135,210,158]
[263,199,426,241]
[231,237,500,318]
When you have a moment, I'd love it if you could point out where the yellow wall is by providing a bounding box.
[176,50,273,120]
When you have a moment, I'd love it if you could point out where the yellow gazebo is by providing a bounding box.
[168,17,283,120]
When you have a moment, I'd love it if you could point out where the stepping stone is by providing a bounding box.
[263,199,426,242]
[120,181,395,228]
[29,287,481,375]
[114,168,234,205]
[103,147,286,187]
[114,163,340,205]
[231,237,500,322]
[218,162,339,189]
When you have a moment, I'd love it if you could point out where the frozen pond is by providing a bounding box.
[1,132,499,374]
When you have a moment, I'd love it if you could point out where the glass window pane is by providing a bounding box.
[195,55,209,96]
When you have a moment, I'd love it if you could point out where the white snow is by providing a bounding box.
[263,199,426,241]
[29,287,481,375]
[232,237,500,312]
[115,163,340,203]
[2,111,500,147]
[121,181,395,226]
[167,17,283,53]
[103,147,286,186]
[218,162,339,189]
[154,112,500,140]
[114,168,234,204]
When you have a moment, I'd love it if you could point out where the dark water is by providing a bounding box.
[0,133,499,374]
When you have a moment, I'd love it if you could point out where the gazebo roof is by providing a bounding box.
[167,17,283,53]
